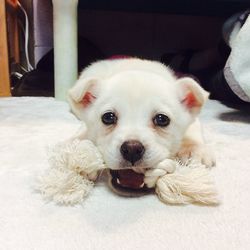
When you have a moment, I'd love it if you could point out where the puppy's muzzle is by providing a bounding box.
[120,140,145,166]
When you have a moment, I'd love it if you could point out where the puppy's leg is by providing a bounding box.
[177,118,215,167]
[71,123,88,141]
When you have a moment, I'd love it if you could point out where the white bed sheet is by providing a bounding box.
[1,97,250,250]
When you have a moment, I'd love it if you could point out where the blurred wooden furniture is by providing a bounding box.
[6,0,19,65]
[0,0,19,97]
[0,0,11,96]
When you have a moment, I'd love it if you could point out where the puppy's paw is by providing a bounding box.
[177,143,216,167]
[144,159,176,188]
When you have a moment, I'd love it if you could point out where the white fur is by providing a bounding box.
[68,59,215,180]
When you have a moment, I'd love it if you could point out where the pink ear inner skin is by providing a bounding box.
[81,92,96,107]
[182,92,198,109]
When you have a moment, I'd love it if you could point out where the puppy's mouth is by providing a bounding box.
[108,169,154,196]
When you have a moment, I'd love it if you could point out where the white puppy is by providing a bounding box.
[68,58,215,191]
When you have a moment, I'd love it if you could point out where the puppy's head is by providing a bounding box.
[68,68,207,171]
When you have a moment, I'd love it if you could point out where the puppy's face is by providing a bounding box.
[69,69,206,171]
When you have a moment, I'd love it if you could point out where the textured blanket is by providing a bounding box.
[1,97,250,250]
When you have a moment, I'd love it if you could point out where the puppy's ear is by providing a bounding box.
[68,77,99,119]
[177,77,209,116]
[68,77,99,106]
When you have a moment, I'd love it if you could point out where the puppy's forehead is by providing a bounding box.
[102,71,177,99]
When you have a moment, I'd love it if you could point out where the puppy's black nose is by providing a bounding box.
[120,140,145,165]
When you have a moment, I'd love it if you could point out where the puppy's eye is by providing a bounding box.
[153,114,170,127]
[102,112,117,125]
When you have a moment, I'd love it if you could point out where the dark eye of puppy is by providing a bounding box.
[102,112,117,125]
[153,114,170,127]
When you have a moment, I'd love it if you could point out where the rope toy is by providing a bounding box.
[37,139,219,206]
